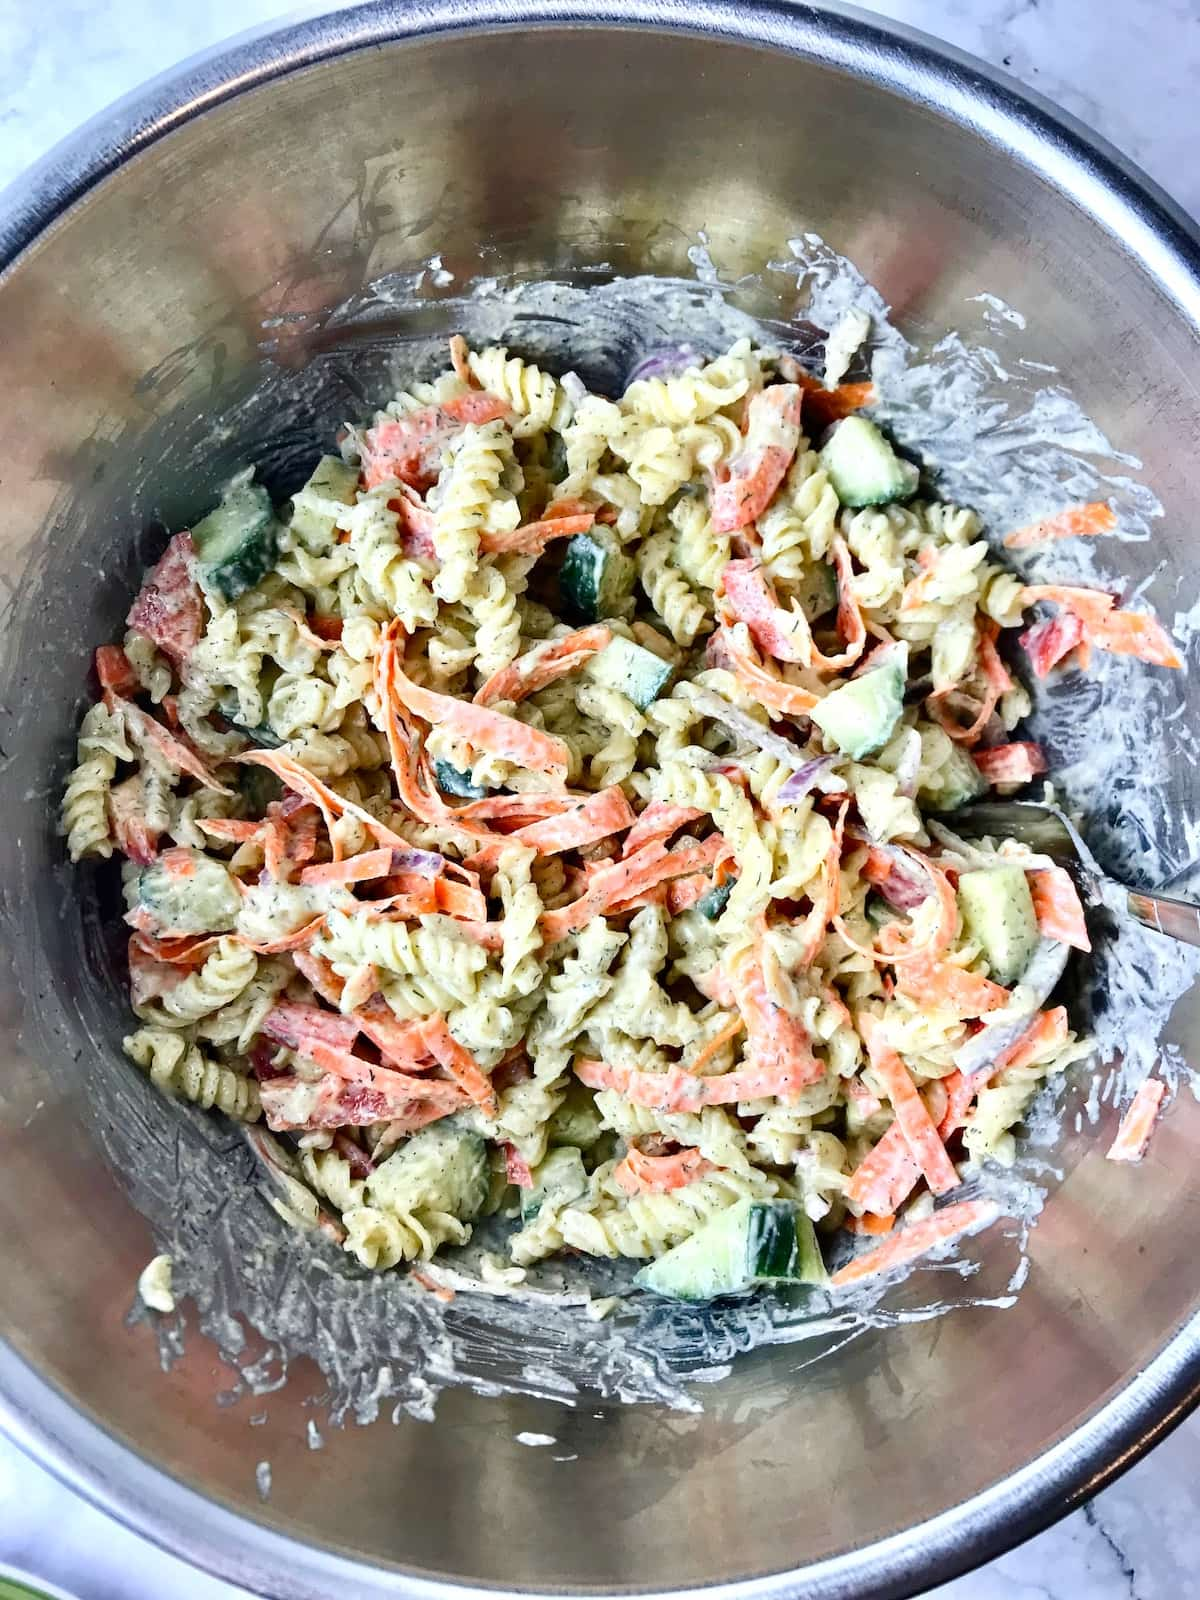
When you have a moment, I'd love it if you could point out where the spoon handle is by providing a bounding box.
[1126,889,1200,948]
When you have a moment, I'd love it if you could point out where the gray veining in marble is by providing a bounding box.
[0,1,1197,1596]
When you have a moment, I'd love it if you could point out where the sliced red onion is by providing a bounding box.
[865,844,933,911]
[627,344,702,384]
[890,728,923,798]
[390,849,446,877]
[686,687,812,766]
[952,938,1070,1077]
[778,754,840,804]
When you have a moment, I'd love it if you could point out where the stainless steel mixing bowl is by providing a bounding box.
[2,3,1199,1596]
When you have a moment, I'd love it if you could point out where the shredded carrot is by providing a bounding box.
[830,1199,999,1287]
[623,801,704,856]
[291,949,345,1006]
[710,384,801,534]
[810,536,867,673]
[454,793,578,823]
[239,916,327,955]
[895,955,1010,1015]
[390,657,571,776]
[858,1014,959,1195]
[687,1014,745,1074]
[991,1006,1069,1076]
[299,847,401,887]
[94,644,138,695]
[718,558,812,663]
[513,786,636,855]
[727,945,825,1089]
[843,1120,921,1215]
[196,817,263,843]
[107,694,232,793]
[480,512,595,556]
[540,838,726,942]
[973,741,1048,786]
[834,846,957,966]
[434,877,489,921]
[239,747,404,862]
[1003,501,1117,549]
[614,1146,714,1194]
[356,1004,435,1070]
[1106,1078,1166,1163]
[1020,585,1181,670]
[474,625,613,708]
[795,799,849,965]
[779,357,876,428]
[420,1015,497,1116]
[937,1069,977,1139]
[845,1212,896,1236]
[715,622,820,717]
[1028,866,1091,951]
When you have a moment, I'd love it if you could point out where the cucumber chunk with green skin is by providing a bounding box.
[957,865,1040,985]
[560,530,636,622]
[367,1118,489,1222]
[433,758,486,799]
[697,878,735,919]
[793,559,839,621]
[820,416,920,508]
[547,1080,606,1150]
[193,480,278,599]
[521,1146,588,1221]
[635,1200,827,1300]
[216,691,284,750]
[811,651,907,759]
[288,455,360,554]
[585,634,673,710]
[137,852,242,935]
[920,742,987,812]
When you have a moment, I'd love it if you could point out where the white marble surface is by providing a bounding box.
[1,0,1198,1596]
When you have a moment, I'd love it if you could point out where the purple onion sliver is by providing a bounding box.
[389,849,446,877]
[627,344,702,385]
[778,754,838,803]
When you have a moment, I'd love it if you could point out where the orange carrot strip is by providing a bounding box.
[474,625,613,708]
[240,917,327,955]
[299,847,399,887]
[1028,866,1091,951]
[434,877,489,921]
[715,623,820,716]
[420,1015,497,1116]
[710,385,801,534]
[540,839,686,941]
[239,748,404,861]
[1084,608,1182,669]
[196,817,263,843]
[973,742,1048,786]
[895,956,1010,1015]
[480,512,595,556]
[727,945,825,1089]
[795,799,849,965]
[778,357,876,428]
[937,1069,977,1138]
[454,794,579,822]
[355,1003,435,1070]
[830,1199,999,1287]
[718,558,811,663]
[514,785,636,855]
[391,660,570,776]
[809,536,867,673]
[834,846,957,966]
[106,693,232,793]
[1106,1078,1166,1163]
[858,1014,960,1195]
[1003,501,1117,549]
[845,1212,896,1236]
[292,948,345,1006]
[95,644,139,696]
[614,1146,714,1194]
[991,1006,1069,1076]
[623,801,704,857]
[688,1015,745,1074]
[843,1121,922,1215]
[1020,584,1116,626]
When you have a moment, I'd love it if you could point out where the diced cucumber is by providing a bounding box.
[520,1146,588,1221]
[793,560,838,621]
[697,878,735,919]
[820,416,919,508]
[811,650,907,760]
[433,758,485,799]
[137,851,242,935]
[957,865,1040,986]
[585,634,673,710]
[216,691,284,750]
[366,1118,489,1222]
[635,1199,827,1301]
[920,742,987,812]
[560,530,636,623]
[547,1080,606,1151]
[192,479,278,599]
[288,455,360,555]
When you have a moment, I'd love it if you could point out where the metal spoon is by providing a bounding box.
[939,799,1200,949]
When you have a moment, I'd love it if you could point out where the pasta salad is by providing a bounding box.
[62,332,1182,1300]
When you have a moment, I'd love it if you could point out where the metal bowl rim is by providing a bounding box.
[2,3,1198,1597]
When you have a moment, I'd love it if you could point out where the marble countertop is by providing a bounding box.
[1,1,1198,1596]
